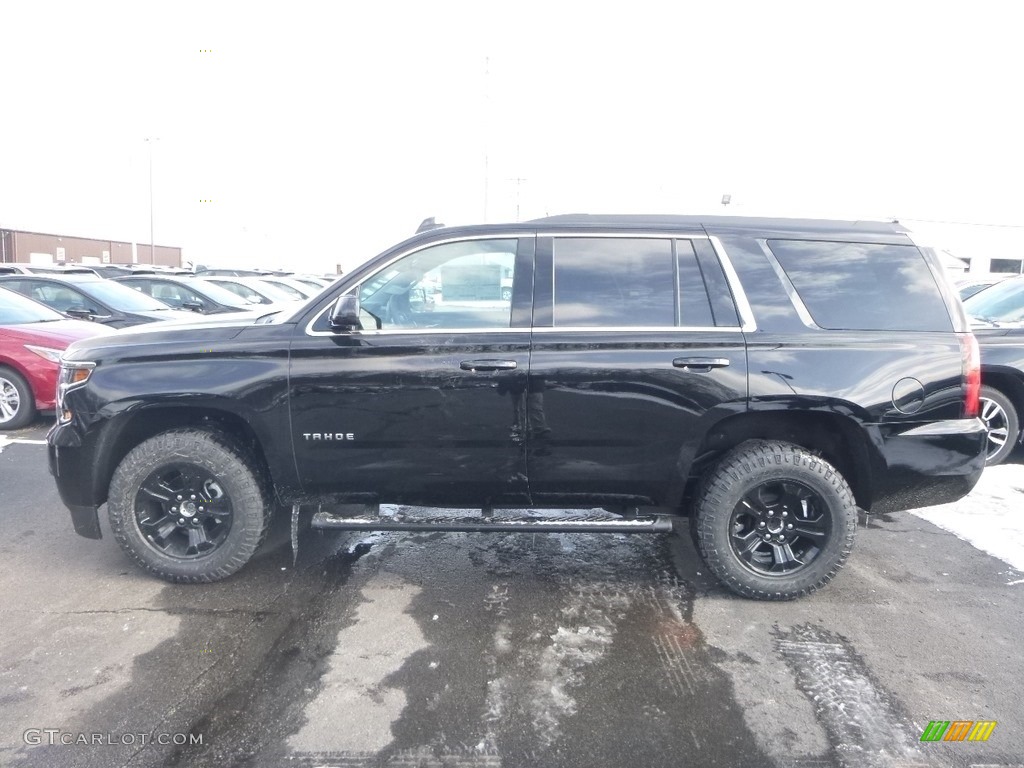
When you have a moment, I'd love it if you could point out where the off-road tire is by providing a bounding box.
[108,429,270,583]
[693,440,857,600]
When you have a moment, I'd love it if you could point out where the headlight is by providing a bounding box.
[56,361,96,423]
[24,344,64,363]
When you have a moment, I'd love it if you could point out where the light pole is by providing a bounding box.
[507,177,527,221]
[145,137,159,264]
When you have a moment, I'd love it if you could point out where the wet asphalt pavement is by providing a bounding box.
[1,423,1023,768]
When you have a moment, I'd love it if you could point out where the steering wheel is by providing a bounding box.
[386,293,417,328]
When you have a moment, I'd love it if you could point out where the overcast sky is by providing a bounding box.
[1,1,1023,272]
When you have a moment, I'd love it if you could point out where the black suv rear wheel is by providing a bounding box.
[692,440,856,600]
[107,430,270,582]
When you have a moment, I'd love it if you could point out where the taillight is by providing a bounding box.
[960,333,980,418]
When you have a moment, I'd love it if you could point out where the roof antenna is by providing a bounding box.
[416,217,444,234]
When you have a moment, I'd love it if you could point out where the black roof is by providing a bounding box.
[529,213,909,235]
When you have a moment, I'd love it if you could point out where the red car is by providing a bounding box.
[0,286,113,430]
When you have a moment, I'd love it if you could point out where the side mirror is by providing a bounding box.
[65,307,93,320]
[182,301,204,312]
[329,294,360,331]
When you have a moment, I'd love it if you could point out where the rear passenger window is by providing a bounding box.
[767,240,951,332]
[692,239,740,327]
[551,237,738,328]
[676,240,715,327]
[553,238,675,327]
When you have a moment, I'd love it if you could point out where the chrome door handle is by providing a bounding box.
[460,359,518,372]
[672,357,731,371]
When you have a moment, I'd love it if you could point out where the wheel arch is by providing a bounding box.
[93,403,277,508]
[0,356,33,384]
[680,409,879,513]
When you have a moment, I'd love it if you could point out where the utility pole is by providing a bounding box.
[483,57,490,223]
[507,177,527,221]
[145,137,159,263]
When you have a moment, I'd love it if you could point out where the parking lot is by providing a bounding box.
[0,423,1021,767]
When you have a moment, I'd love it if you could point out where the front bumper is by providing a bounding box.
[870,417,987,514]
[48,422,104,539]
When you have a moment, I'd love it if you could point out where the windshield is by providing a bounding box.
[0,285,66,324]
[186,280,257,308]
[205,279,269,304]
[260,279,310,300]
[963,277,1024,322]
[237,278,296,303]
[75,280,174,311]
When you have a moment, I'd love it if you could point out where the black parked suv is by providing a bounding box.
[48,216,986,599]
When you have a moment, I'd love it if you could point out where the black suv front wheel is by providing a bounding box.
[107,430,271,582]
[693,440,857,600]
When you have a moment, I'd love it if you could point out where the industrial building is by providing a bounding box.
[0,228,182,268]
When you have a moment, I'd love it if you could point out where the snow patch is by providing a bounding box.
[481,575,689,750]
[910,464,1024,572]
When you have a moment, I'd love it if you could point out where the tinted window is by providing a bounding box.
[767,240,951,332]
[990,258,1024,275]
[77,280,170,311]
[10,280,91,312]
[0,286,66,324]
[553,238,674,327]
[693,239,740,327]
[676,240,714,327]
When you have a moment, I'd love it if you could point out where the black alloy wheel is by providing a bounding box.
[692,440,857,600]
[728,479,830,576]
[135,463,234,559]
[107,429,270,582]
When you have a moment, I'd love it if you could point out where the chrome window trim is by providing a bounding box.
[305,325,742,338]
[547,232,753,331]
[304,233,527,337]
[755,239,821,330]
[532,325,743,334]
[707,236,756,332]
[304,230,758,337]
[306,327,529,337]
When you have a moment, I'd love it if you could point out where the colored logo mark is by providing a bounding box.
[920,720,997,742]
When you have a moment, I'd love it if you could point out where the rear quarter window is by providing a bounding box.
[767,240,952,332]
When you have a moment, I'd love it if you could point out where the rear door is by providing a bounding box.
[527,233,749,506]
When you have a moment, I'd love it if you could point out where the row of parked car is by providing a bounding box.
[0,268,337,429]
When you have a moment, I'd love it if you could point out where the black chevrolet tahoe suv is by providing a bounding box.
[48,215,987,600]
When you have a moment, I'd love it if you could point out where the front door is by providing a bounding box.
[289,236,534,506]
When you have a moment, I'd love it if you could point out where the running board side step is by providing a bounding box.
[310,511,675,534]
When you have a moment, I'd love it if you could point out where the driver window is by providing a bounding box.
[358,238,517,330]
